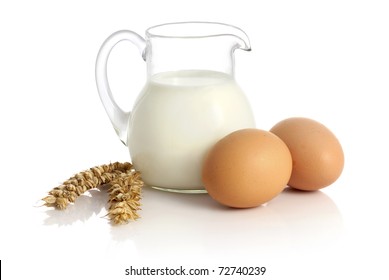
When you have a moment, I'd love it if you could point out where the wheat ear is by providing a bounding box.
[107,170,143,224]
[42,162,133,209]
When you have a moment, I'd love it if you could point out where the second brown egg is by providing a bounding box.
[270,117,344,191]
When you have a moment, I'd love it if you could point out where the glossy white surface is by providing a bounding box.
[1,0,388,279]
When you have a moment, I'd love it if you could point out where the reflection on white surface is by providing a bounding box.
[42,186,343,260]
[43,188,109,226]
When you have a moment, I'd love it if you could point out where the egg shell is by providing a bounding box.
[202,129,292,208]
[270,117,344,191]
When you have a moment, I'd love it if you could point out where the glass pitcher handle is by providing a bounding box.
[95,30,146,146]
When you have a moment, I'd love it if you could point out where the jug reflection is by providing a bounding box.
[96,22,255,192]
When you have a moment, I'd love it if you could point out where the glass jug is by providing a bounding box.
[96,22,255,192]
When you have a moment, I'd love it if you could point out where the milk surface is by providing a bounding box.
[128,70,255,190]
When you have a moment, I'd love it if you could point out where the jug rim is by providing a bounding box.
[145,21,251,50]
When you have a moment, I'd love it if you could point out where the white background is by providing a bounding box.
[1,0,388,279]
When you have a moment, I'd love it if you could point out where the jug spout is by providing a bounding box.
[222,25,251,52]
[234,34,251,51]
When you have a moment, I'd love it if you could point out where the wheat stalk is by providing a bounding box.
[107,170,143,224]
[41,162,143,224]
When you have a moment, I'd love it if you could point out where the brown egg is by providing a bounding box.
[270,117,344,191]
[202,129,292,208]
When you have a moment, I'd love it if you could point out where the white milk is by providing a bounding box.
[128,70,255,190]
